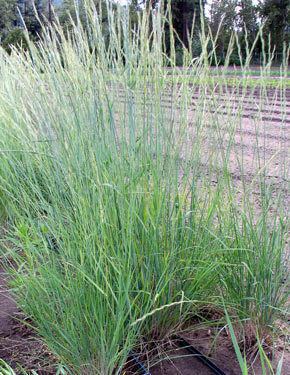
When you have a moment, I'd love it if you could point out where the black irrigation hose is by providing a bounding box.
[123,335,226,375]
[127,352,151,375]
[173,335,227,375]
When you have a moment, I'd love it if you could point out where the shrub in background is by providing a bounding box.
[2,28,28,54]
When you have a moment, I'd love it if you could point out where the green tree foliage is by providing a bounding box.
[167,0,203,48]
[142,1,204,48]
[259,0,290,53]
[2,27,28,54]
[138,1,205,65]
[208,0,238,61]
[238,0,258,42]
[237,1,259,63]
[0,1,55,41]
[0,0,17,38]
[22,0,43,38]
[58,0,110,29]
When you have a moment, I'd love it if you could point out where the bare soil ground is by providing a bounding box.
[149,326,290,375]
[0,268,57,374]
[160,86,290,214]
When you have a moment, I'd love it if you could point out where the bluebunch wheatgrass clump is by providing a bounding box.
[0,1,288,374]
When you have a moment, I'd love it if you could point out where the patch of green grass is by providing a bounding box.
[222,66,290,77]
[211,69,290,78]
[167,68,290,77]
[166,75,290,88]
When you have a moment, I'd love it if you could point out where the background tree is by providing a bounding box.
[238,0,258,44]
[141,0,205,48]
[208,0,238,62]
[259,0,290,54]
[58,0,110,26]
[168,0,203,49]
[2,27,29,54]
[234,1,259,63]
[0,0,18,39]
[22,0,43,38]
